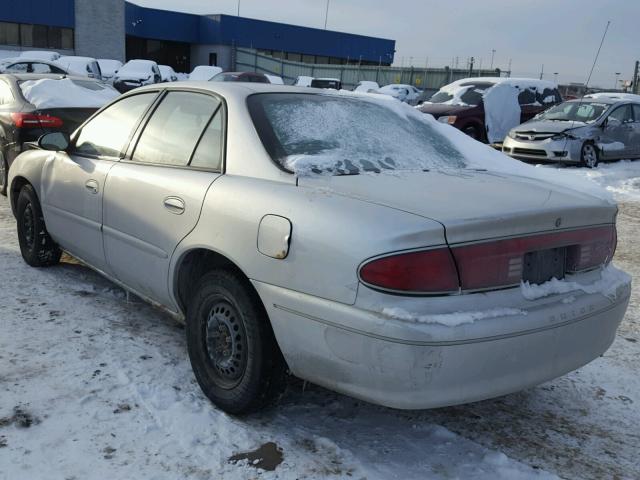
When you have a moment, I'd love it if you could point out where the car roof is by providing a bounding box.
[135,81,323,98]
[0,73,100,82]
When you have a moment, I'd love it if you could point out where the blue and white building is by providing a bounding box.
[0,0,396,72]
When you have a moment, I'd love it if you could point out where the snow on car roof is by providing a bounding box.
[20,77,119,109]
[448,77,558,89]
[584,92,640,103]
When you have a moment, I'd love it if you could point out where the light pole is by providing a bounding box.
[324,0,330,29]
[237,0,240,16]
[614,72,621,90]
[553,72,559,83]
[490,49,496,70]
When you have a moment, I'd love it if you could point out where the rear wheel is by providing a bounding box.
[0,153,7,196]
[186,269,286,414]
[581,142,599,168]
[16,185,61,267]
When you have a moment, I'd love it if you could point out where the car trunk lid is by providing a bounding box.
[298,169,616,245]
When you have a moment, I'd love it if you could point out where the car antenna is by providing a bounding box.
[562,20,611,153]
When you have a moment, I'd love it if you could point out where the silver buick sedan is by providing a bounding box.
[8,83,631,414]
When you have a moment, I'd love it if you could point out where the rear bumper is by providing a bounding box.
[254,270,631,409]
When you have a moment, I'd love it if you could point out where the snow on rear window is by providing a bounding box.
[20,78,119,109]
[249,93,466,175]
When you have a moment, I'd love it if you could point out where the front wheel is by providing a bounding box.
[581,142,599,168]
[462,125,482,142]
[16,185,61,267]
[186,270,286,414]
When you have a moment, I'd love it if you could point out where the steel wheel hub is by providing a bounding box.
[22,203,35,249]
[205,300,246,382]
[583,145,597,166]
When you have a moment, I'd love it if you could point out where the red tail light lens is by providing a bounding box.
[359,248,459,294]
[11,112,64,129]
[360,225,616,295]
[452,225,616,291]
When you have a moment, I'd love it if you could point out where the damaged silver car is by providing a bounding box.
[502,96,640,167]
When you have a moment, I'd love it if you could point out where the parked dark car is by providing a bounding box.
[112,60,162,93]
[0,73,118,195]
[0,58,68,75]
[310,78,342,90]
[418,78,562,143]
[211,71,270,83]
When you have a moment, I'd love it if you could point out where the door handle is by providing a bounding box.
[163,196,185,215]
[85,180,99,194]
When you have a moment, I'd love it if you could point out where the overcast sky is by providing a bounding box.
[135,0,638,87]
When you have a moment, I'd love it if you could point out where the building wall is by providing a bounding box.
[74,0,125,61]
[0,0,74,28]
[191,45,232,71]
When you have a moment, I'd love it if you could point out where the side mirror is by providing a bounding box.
[39,132,70,151]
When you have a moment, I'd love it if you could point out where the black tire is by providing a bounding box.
[186,269,286,414]
[16,184,61,267]
[462,125,481,142]
[581,142,599,168]
[0,153,7,197]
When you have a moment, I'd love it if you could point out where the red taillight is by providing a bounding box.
[11,112,64,129]
[452,225,616,291]
[359,248,460,294]
[360,225,616,295]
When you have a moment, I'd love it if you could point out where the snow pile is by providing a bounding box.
[265,74,284,84]
[551,160,640,202]
[382,307,526,327]
[521,264,631,301]
[20,78,119,109]
[484,83,522,144]
[189,65,223,81]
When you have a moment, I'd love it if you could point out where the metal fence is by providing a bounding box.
[234,47,505,90]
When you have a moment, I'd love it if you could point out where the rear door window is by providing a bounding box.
[190,108,224,171]
[132,91,220,166]
[74,92,157,158]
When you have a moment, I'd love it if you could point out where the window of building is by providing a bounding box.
[32,24,48,48]
[315,56,329,64]
[20,24,33,47]
[61,28,73,49]
[0,22,20,45]
[47,26,62,49]
[286,52,302,62]
[301,54,315,64]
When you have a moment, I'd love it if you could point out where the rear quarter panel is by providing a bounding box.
[170,174,446,308]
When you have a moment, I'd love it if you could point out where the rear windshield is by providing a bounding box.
[248,93,466,175]
[537,101,609,123]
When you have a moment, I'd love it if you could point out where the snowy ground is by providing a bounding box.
[1,161,640,480]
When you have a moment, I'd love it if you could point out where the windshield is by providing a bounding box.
[248,93,466,176]
[311,79,340,89]
[537,101,608,122]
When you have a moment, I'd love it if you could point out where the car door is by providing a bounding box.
[601,104,634,160]
[630,104,640,158]
[102,90,224,307]
[40,92,158,272]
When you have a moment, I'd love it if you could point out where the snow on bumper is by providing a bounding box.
[253,268,631,409]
